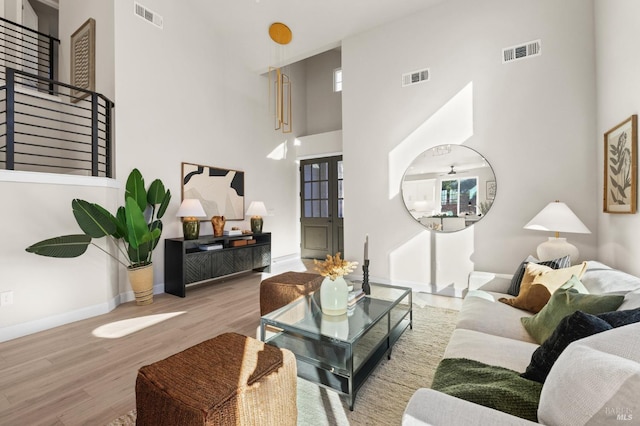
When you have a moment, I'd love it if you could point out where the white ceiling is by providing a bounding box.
[192,0,444,73]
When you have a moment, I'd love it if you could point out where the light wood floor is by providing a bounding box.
[0,259,462,425]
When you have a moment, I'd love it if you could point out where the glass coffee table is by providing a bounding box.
[260,282,412,409]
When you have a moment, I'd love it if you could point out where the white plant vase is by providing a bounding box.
[320,276,348,316]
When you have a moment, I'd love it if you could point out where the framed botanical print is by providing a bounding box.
[604,115,637,214]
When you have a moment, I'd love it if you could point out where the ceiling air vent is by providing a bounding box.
[134,2,163,29]
[502,39,541,64]
[402,68,430,87]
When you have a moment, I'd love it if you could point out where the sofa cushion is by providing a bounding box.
[444,328,539,373]
[499,263,587,313]
[507,255,571,296]
[521,287,625,344]
[457,291,537,343]
[538,323,640,425]
[520,311,612,383]
[580,261,640,294]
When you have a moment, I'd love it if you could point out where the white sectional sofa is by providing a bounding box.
[403,261,640,425]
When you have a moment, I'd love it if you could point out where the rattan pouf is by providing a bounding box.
[260,271,324,315]
[135,332,297,426]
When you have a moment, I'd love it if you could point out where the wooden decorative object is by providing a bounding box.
[211,216,225,237]
[70,18,96,103]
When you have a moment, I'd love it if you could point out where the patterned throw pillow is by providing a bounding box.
[507,255,571,296]
[499,265,587,313]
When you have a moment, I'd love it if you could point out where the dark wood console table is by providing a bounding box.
[164,233,271,297]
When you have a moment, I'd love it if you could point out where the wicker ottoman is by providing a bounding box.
[260,271,323,315]
[135,332,297,426]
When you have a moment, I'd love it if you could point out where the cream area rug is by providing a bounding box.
[108,305,458,426]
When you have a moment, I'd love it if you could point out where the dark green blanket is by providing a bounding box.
[431,358,542,422]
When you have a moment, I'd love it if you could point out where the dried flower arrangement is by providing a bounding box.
[313,252,358,281]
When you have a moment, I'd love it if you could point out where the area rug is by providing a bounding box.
[107,304,458,426]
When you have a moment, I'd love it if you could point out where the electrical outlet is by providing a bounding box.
[0,291,14,306]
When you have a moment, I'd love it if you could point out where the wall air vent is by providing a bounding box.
[402,68,430,87]
[134,2,163,29]
[502,39,541,64]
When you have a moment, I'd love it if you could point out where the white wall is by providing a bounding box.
[342,0,598,292]
[113,0,301,283]
[595,0,640,276]
[0,172,120,341]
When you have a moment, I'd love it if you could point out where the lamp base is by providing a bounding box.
[536,237,579,263]
[183,220,200,240]
[250,217,263,234]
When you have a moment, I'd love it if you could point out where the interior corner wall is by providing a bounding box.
[595,0,640,276]
[303,49,342,136]
[342,0,597,289]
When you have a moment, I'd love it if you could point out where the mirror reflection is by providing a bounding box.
[401,144,496,232]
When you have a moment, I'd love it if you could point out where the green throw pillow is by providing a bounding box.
[521,284,625,344]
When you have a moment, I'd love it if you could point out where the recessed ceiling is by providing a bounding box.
[192,0,444,73]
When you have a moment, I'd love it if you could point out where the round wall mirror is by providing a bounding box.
[401,144,496,232]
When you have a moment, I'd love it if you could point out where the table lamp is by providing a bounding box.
[246,201,268,233]
[176,199,206,240]
[523,200,590,263]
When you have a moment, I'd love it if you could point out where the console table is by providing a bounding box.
[164,233,271,297]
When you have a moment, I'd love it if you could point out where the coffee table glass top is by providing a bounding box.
[261,282,411,343]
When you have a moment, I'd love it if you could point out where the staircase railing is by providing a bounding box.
[0,16,60,93]
[0,68,114,177]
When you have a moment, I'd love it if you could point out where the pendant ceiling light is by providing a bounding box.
[269,22,292,133]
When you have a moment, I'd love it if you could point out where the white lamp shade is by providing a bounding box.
[523,201,590,234]
[246,201,268,217]
[176,199,207,218]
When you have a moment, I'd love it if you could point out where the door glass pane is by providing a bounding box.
[312,164,320,180]
[304,183,312,200]
[321,200,328,217]
[337,161,343,179]
[305,201,312,217]
[320,163,328,180]
[338,199,343,218]
[321,181,328,199]
[304,164,312,181]
[313,200,320,217]
[312,182,320,199]
[338,180,343,198]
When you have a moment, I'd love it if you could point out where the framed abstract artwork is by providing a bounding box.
[70,18,95,103]
[486,180,496,200]
[181,162,245,220]
[604,114,637,214]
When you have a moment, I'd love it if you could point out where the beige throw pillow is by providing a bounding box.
[499,262,588,313]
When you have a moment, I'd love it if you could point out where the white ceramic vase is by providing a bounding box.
[320,276,348,315]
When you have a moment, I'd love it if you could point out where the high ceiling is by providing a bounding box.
[193,0,444,72]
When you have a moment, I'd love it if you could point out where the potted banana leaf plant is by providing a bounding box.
[26,169,171,305]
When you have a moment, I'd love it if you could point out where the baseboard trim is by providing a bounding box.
[0,283,165,343]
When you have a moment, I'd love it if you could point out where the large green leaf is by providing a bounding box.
[125,168,146,211]
[72,199,117,238]
[128,241,150,266]
[147,179,166,205]
[115,206,128,240]
[149,220,163,250]
[125,196,151,249]
[157,189,171,219]
[26,234,91,258]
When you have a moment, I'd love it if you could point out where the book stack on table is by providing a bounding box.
[348,288,365,307]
